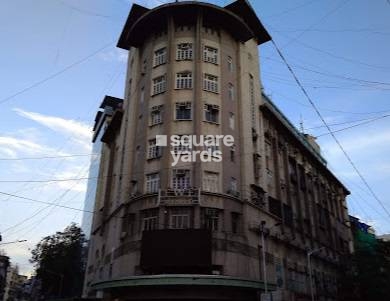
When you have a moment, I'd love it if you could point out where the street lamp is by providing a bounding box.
[260,221,281,299]
[307,247,325,301]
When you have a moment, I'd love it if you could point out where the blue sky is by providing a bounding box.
[0,0,389,275]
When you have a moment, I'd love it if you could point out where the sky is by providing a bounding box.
[0,0,389,276]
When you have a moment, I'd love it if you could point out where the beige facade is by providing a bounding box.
[84,1,352,300]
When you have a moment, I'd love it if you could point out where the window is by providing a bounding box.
[175,72,192,89]
[265,140,272,170]
[147,139,162,159]
[142,209,158,231]
[140,87,145,103]
[230,145,236,162]
[175,102,192,120]
[146,173,160,193]
[203,208,219,231]
[203,172,219,192]
[228,83,234,100]
[268,197,282,218]
[203,46,218,64]
[172,135,191,153]
[227,56,233,72]
[249,74,255,127]
[203,74,218,93]
[204,104,219,123]
[176,43,193,60]
[229,112,235,129]
[152,75,166,95]
[230,177,237,192]
[150,105,163,125]
[153,47,167,67]
[172,169,191,190]
[170,208,190,229]
[231,212,240,233]
[204,144,219,154]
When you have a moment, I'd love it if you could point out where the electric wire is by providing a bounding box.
[0,41,115,105]
[270,39,390,220]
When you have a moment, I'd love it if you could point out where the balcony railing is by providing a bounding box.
[157,188,201,205]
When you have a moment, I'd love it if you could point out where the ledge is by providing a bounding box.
[91,274,276,291]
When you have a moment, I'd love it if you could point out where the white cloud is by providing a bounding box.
[13,108,92,152]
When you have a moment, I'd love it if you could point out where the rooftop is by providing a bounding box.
[117,0,271,49]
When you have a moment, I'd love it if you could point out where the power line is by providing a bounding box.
[263,56,390,87]
[0,153,97,161]
[280,0,352,50]
[269,26,390,72]
[306,115,390,130]
[0,41,115,106]
[270,39,390,220]
[315,115,390,137]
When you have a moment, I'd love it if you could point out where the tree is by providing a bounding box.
[30,223,86,299]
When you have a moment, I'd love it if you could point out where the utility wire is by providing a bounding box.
[315,115,390,138]
[271,39,390,220]
[0,153,97,161]
[0,41,115,105]
[0,191,94,214]
[306,115,390,130]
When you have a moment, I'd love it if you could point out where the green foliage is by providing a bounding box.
[30,223,86,299]
[339,237,390,301]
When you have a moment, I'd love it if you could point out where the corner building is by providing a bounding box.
[84,1,352,300]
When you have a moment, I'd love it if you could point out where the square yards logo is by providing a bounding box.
[156,134,234,166]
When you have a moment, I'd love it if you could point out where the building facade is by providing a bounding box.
[84,1,352,300]
[0,255,9,301]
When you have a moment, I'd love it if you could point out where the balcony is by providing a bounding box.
[158,188,201,206]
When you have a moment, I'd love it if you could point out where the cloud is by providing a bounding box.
[13,108,92,152]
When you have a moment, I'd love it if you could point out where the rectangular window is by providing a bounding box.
[204,104,219,123]
[170,208,190,229]
[227,56,233,72]
[142,209,158,231]
[140,87,145,103]
[202,171,219,192]
[152,75,166,95]
[203,46,218,64]
[230,177,238,192]
[146,173,160,193]
[229,112,235,129]
[175,102,192,120]
[231,212,240,233]
[230,145,236,162]
[176,43,193,60]
[150,105,163,125]
[203,208,219,231]
[147,139,162,159]
[228,83,234,100]
[172,135,191,153]
[175,72,192,89]
[172,169,191,190]
[249,74,255,127]
[203,74,219,93]
[153,47,167,67]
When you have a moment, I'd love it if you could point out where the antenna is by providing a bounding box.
[299,114,305,134]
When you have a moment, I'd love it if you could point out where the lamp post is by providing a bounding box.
[260,221,282,300]
[307,247,325,301]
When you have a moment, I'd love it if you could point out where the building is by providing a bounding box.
[3,265,27,301]
[84,1,352,300]
[81,96,124,239]
[0,255,10,301]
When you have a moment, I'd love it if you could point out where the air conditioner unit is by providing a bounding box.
[175,170,186,177]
